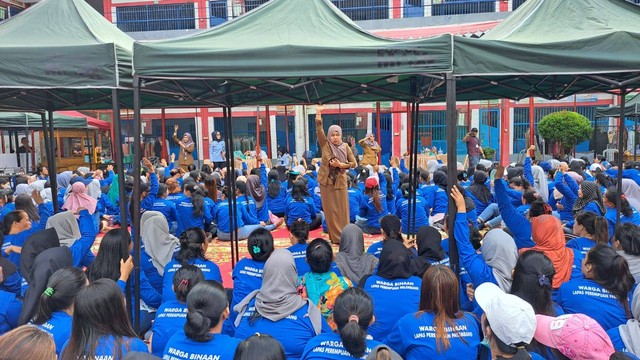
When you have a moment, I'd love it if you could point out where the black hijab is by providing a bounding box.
[376,239,413,280]
[433,171,447,189]
[20,228,60,284]
[467,171,493,204]
[413,226,444,277]
[18,246,72,325]
[507,167,524,180]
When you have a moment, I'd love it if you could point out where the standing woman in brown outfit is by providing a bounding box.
[173,124,195,171]
[316,105,357,243]
[358,133,381,167]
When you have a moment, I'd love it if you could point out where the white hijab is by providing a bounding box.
[531,165,549,202]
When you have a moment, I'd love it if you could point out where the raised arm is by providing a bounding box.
[315,106,328,147]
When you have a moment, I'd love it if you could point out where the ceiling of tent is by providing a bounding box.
[132,0,453,106]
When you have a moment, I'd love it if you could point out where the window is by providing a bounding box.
[431,0,495,17]
[210,0,228,26]
[115,3,195,32]
[512,0,527,10]
[331,0,389,21]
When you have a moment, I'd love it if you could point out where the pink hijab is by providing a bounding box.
[327,125,348,163]
[62,182,97,215]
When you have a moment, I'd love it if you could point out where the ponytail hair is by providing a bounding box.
[173,265,204,303]
[184,181,205,217]
[522,189,539,204]
[575,212,609,245]
[184,280,228,342]
[365,185,382,213]
[175,227,207,265]
[585,244,635,318]
[511,250,556,316]
[32,267,87,325]
[267,170,282,198]
[606,187,634,217]
[615,223,640,256]
[333,288,374,358]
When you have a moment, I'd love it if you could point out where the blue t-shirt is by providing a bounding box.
[37,311,72,356]
[288,243,311,276]
[162,330,241,360]
[566,237,596,257]
[162,258,223,303]
[286,197,318,227]
[301,332,386,360]
[557,278,629,331]
[140,243,170,295]
[385,311,480,360]
[396,196,430,235]
[234,300,332,360]
[151,300,188,356]
[61,335,148,359]
[607,326,630,353]
[151,198,178,225]
[0,289,19,334]
[175,197,212,236]
[366,241,383,258]
[223,258,266,336]
[363,274,421,341]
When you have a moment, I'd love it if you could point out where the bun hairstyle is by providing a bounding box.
[33,267,87,325]
[233,333,286,360]
[184,281,228,342]
[306,238,333,274]
[173,265,205,303]
[333,288,374,358]
[529,200,552,218]
[247,228,274,262]
[175,227,207,266]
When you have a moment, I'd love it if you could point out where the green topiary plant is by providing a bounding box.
[538,111,592,157]
[483,147,496,160]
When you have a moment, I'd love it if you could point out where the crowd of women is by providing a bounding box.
[2,113,640,359]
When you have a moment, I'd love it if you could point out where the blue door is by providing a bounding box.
[479,108,500,160]
[275,115,296,155]
[372,113,392,165]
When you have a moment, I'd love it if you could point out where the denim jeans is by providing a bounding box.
[469,155,481,170]
[217,224,266,241]
[478,203,502,228]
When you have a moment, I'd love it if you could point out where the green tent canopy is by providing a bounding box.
[437,0,640,102]
[132,0,453,106]
[596,93,640,118]
[0,0,137,110]
[0,111,110,129]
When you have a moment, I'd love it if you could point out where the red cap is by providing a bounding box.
[365,176,379,189]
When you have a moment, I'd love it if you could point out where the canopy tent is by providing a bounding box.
[596,93,640,118]
[437,0,640,102]
[132,0,453,106]
[0,111,107,129]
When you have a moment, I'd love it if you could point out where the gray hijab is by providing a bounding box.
[619,286,640,356]
[234,249,322,333]
[141,211,179,274]
[335,224,378,285]
[481,229,518,292]
[46,210,81,247]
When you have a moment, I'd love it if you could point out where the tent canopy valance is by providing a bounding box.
[132,0,453,106]
[0,111,110,130]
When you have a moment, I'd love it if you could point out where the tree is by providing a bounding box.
[538,111,592,157]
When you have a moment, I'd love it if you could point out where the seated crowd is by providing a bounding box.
[1,146,640,360]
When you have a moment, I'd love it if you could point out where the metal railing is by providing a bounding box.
[110,0,640,33]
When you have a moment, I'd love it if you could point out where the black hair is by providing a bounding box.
[2,210,26,235]
[509,176,531,190]
[483,317,531,360]
[575,212,609,245]
[247,228,274,262]
[585,244,635,318]
[595,173,613,189]
[15,194,39,222]
[333,288,374,358]
[32,267,87,325]
[606,187,634,217]
[201,164,212,175]
[615,223,640,256]
[306,238,333,273]
[290,180,309,202]
[358,168,370,184]
[522,189,538,204]
[469,224,482,250]
[529,200,552,218]
[184,281,228,342]
[157,183,168,198]
[175,227,208,265]
[287,172,299,189]
[401,182,413,199]
[86,228,131,283]
[173,265,204,303]
[419,170,430,183]
[187,164,197,172]
[511,250,556,316]
[290,220,309,244]
[60,279,137,360]
[36,165,46,177]
[184,181,205,218]
[383,172,394,199]
[233,333,286,360]
[235,180,247,195]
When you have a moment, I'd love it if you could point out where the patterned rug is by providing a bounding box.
[92,226,383,288]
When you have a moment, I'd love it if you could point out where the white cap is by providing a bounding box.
[475,282,536,347]
[292,165,306,174]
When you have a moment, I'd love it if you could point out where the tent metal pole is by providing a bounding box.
[229,106,240,267]
[635,113,638,162]
[255,106,260,152]
[161,109,167,160]
[132,77,142,334]
[376,102,382,165]
[47,110,58,214]
[410,102,420,237]
[445,73,459,276]
[593,119,598,160]
[617,88,626,226]
[13,131,19,171]
[112,90,129,229]
[529,97,535,150]
[265,106,272,158]
[40,113,57,212]
[222,107,236,267]
[406,102,415,236]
